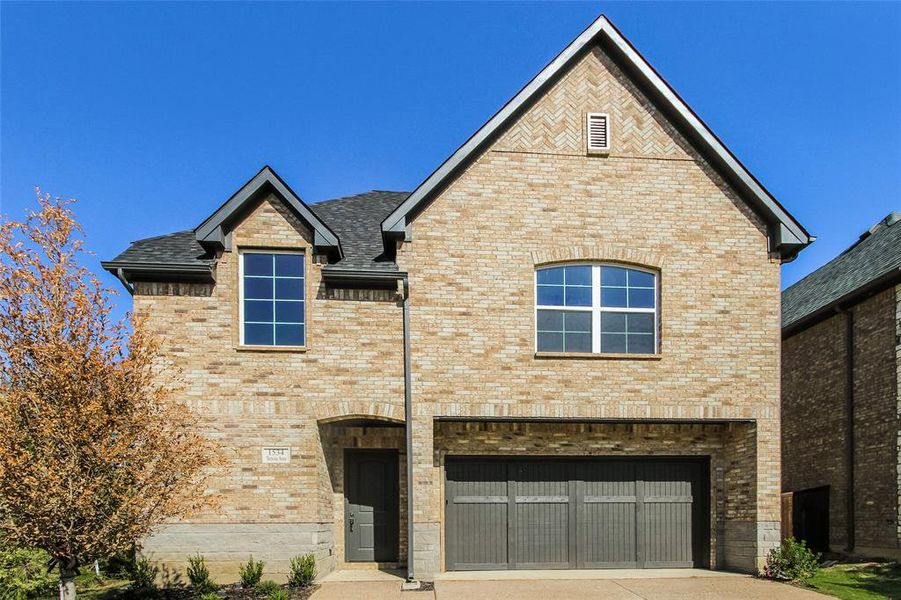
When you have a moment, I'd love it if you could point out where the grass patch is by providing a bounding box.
[36,573,132,599]
[802,562,901,600]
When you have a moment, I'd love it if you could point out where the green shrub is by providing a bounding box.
[238,555,264,588]
[255,580,280,595]
[0,542,58,600]
[267,589,289,600]
[763,537,820,581]
[186,554,216,594]
[129,556,158,590]
[288,554,316,588]
[102,551,136,579]
[197,593,220,600]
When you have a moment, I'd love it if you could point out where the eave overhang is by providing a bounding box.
[434,416,756,425]
[380,14,812,261]
[100,260,216,294]
[195,165,343,258]
[321,268,408,289]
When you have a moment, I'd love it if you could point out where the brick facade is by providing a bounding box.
[133,39,787,580]
[782,286,901,558]
[396,43,781,576]
[135,194,406,580]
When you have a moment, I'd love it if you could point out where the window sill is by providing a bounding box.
[534,352,661,360]
[235,345,308,353]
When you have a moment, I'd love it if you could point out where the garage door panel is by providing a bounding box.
[579,461,638,567]
[641,462,695,568]
[445,461,508,570]
[451,503,508,569]
[580,499,638,567]
[512,503,570,567]
[642,499,693,567]
[512,462,571,568]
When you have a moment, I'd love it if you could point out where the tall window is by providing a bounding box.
[536,264,657,354]
[240,251,305,346]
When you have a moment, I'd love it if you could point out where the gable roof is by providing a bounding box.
[782,212,901,334]
[311,191,409,272]
[101,189,409,285]
[380,14,812,260]
[195,165,342,256]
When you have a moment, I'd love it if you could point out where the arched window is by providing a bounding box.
[535,264,658,354]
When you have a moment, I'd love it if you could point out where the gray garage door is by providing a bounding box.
[445,458,708,570]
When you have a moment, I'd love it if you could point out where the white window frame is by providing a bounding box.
[534,263,658,354]
[238,249,306,347]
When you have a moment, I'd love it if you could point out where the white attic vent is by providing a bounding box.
[586,113,610,152]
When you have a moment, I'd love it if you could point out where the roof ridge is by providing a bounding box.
[132,229,193,244]
[313,190,410,206]
[837,211,901,257]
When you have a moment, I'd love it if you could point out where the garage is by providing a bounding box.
[444,458,709,570]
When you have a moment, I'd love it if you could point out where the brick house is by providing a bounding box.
[103,15,811,580]
[781,212,901,560]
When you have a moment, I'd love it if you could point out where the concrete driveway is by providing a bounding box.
[312,570,829,599]
[434,577,826,599]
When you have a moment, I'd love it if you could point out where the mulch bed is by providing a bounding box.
[216,584,319,600]
[405,582,435,593]
[118,584,319,599]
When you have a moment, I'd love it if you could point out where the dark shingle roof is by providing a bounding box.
[782,212,901,330]
[105,191,409,273]
[310,191,409,271]
[108,230,214,266]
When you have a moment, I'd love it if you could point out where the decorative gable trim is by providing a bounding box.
[380,14,812,260]
[195,166,342,258]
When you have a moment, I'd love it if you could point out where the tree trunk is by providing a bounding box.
[59,578,76,600]
[58,559,78,600]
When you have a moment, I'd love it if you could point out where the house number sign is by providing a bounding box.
[261,447,291,464]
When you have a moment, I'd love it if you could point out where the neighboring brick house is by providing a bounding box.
[782,213,901,560]
[103,15,811,580]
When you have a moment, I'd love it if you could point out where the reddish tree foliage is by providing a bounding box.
[0,191,220,598]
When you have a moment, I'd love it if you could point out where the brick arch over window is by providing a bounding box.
[531,245,665,270]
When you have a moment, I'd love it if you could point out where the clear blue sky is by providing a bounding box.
[2,2,899,323]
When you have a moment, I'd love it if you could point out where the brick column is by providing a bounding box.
[755,416,782,570]
[410,414,440,578]
[720,422,760,572]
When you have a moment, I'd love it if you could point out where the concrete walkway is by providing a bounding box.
[311,570,829,599]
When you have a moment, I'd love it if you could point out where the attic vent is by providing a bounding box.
[586,113,610,152]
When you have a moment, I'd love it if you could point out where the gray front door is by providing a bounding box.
[345,450,399,562]
[445,458,708,570]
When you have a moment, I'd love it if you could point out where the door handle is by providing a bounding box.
[349,513,354,532]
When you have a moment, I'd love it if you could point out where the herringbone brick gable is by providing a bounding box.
[497,47,690,159]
